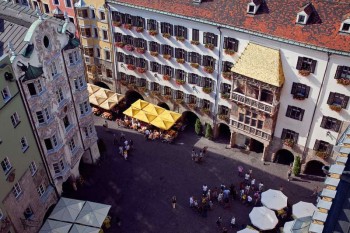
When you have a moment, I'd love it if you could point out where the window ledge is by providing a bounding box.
[13,121,21,128]
[40,185,54,203]
[46,143,64,155]
[22,146,29,153]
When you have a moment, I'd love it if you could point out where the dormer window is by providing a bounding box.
[297,15,306,24]
[247,0,262,15]
[248,5,255,14]
[340,20,350,33]
[296,3,313,25]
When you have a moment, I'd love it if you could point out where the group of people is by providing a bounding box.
[191,147,208,163]
[113,133,133,160]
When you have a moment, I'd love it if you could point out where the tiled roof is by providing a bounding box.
[110,0,350,53]
[231,43,284,87]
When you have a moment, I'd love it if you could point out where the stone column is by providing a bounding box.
[213,123,220,139]
[230,131,236,147]
[262,144,270,162]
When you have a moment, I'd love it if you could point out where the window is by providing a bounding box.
[341,23,350,32]
[149,41,160,53]
[43,3,50,13]
[20,137,28,151]
[163,66,174,77]
[150,82,161,92]
[238,110,263,129]
[65,0,71,7]
[291,83,310,99]
[286,106,305,121]
[111,11,124,23]
[218,105,229,115]
[83,124,94,137]
[281,129,299,143]
[162,86,172,96]
[90,9,95,19]
[161,45,173,56]
[320,116,341,132]
[160,22,173,35]
[68,138,76,152]
[136,78,147,87]
[13,182,22,198]
[11,112,20,127]
[80,27,91,38]
[223,37,239,52]
[114,32,122,42]
[174,25,187,39]
[335,66,350,79]
[202,56,216,67]
[133,16,145,28]
[203,32,218,46]
[29,161,37,176]
[27,80,43,96]
[121,35,134,45]
[297,15,306,24]
[56,88,64,103]
[175,69,187,81]
[220,83,231,94]
[134,38,147,50]
[44,135,58,151]
[188,73,200,85]
[99,11,106,21]
[93,28,98,38]
[125,55,135,65]
[102,30,108,40]
[105,50,111,61]
[123,14,133,24]
[53,160,65,174]
[1,157,12,174]
[69,17,74,23]
[23,206,33,220]
[53,0,59,5]
[117,52,124,62]
[150,62,161,73]
[95,48,100,58]
[36,108,50,124]
[314,140,333,154]
[79,101,90,115]
[147,19,158,31]
[175,48,187,60]
[248,4,255,13]
[222,61,233,72]
[37,184,46,197]
[63,115,70,129]
[296,57,317,73]
[97,65,102,75]
[50,62,58,77]
[136,58,148,69]
[1,87,11,102]
[77,9,88,18]
[185,94,197,104]
[188,52,201,64]
[84,48,94,57]
[68,51,79,65]
[192,29,199,41]
[327,92,349,109]
[106,69,113,78]
[74,76,85,90]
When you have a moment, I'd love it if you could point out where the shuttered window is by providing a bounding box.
[175,69,186,81]
[314,140,333,154]
[160,22,173,35]
[123,14,133,24]
[150,62,161,73]
[122,35,134,45]
[114,32,122,42]
[188,52,201,64]
[335,66,350,79]
[132,16,145,27]
[149,41,160,53]
[147,19,158,31]
[161,45,174,56]
[296,57,317,73]
[192,29,199,41]
[286,106,305,121]
[111,11,124,22]
[281,128,299,143]
[202,56,215,67]
[320,116,342,132]
[220,83,231,94]
[135,58,148,69]
[327,92,349,109]
[134,38,147,49]
[222,61,233,72]
[125,55,135,65]
[163,66,174,77]
[174,26,188,39]
[203,32,218,46]
[291,83,310,99]
[223,37,239,52]
[117,52,124,62]
[187,73,198,84]
[175,48,187,60]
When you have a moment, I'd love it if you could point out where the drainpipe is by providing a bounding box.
[301,52,331,161]
[17,76,60,199]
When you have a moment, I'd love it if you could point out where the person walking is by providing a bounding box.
[311,186,319,197]
[238,166,244,177]
[230,216,236,228]
[216,217,222,228]
[190,196,194,207]
[191,148,196,160]
[171,196,177,209]
[287,168,292,181]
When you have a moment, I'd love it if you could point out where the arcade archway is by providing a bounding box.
[304,160,326,177]
[125,90,144,107]
[275,149,295,165]
[93,81,110,90]
[217,123,231,142]
[250,138,264,153]
[181,111,199,126]
[157,102,170,110]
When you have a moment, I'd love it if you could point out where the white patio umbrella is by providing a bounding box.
[237,227,259,233]
[283,220,294,233]
[39,219,72,233]
[249,206,278,230]
[283,217,312,233]
[49,198,86,223]
[261,189,288,210]
[292,201,317,219]
[75,201,111,228]
[69,224,100,233]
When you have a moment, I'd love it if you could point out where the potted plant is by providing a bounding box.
[176,36,185,42]
[149,30,158,36]
[137,86,147,92]
[150,51,159,57]
[202,108,211,115]
[175,99,184,104]
[191,40,200,45]
[136,47,145,54]
[191,63,200,69]
[283,138,294,148]
[124,23,132,30]
[205,43,215,50]
[136,27,144,33]
[125,44,134,52]
[293,93,305,100]
[136,67,146,73]
[127,64,136,70]
[163,54,171,60]
[176,58,185,64]
[120,80,128,86]
[219,115,229,122]
[224,49,235,55]
[163,95,172,100]
[188,103,197,109]
[176,79,185,85]
[150,90,161,96]
[337,78,350,86]
[299,69,311,76]
[202,87,212,94]
[222,72,231,80]
[115,42,125,48]
[204,66,214,74]
[329,104,342,112]
[163,75,171,81]
[113,21,122,27]
[195,118,202,135]
[293,156,301,176]
[316,151,329,159]
[127,83,135,89]
[205,124,213,139]
[162,33,171,39]
[221,93,230,99]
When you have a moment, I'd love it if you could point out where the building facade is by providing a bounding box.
[106,0,350,174]
[0,55,57,233]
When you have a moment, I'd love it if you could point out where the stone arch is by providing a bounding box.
[304,160,326,177]
[275,149,295,165]
[157,102,170,110]
[125,90,144,107]
[217,123,231,142]
[181,111,199,126]
[93,81,110,90]
[250,138,264,153]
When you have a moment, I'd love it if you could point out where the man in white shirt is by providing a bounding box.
[202,185,208,195]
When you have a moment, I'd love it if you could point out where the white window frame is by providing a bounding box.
[20,136,29,152]
[65,0,72,8]
[74,75,85,90]
[68,138,76,152]
[53,159,65,174]
[11,112,20,127]
[99,10,106,21]
[43,3,50,13]
[68,51,79,65]
[63,115,71,130]
[92,27,99,38]
[53,0,59,5]
[104,49,111,61]
[27,80,44,96]
[45,134,58,151]
[95,47,100,58]
[36,108,50,124]
[29,161,37,176]
[340,20,350,33]
[37,184,46,197]
[13,182,22,199]
[79,101,90,115]
[50,62,58,78]
[90,8,96,19]
[83,124,94,137]
[1,86,11,102]
[102,29,108,41]
[1,157,12,175]
[56,88,64,104]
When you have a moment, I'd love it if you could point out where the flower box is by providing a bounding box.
[219,115,229,122]
[175,99,184,104]
[120,80,128,86]
[124,24,132,30]
[205,43,215,50]
[163,75,171,81]
[316,151,329,159]
[150,51,159,57]
[202,108,211,115]
[163,95,172,100]
[136,67,146,73]
[293,94,305,100]
[191,63,200,69]
[136,47,145,54]
[176,36,185,42]
[149,30,158,36]
[222,72,231,80]
[176,58,185,64]
[224,49,235,55]
[127,83,135,89]
[115,42,125,48]
[150,91,161,96]
[163,54,172,60]
[176,79,185,85]
[283,139,294,148]
[337,78,350,86]
[125,44,134,52]
[137,86,147,92]
[188,103,196,109]
[299,69,311,76]
[204,66,214,74]
[202,87,212,94]
[136,27,144,33]
[127,64,136,70]
[191,40,200,45]
[329,104,342,112]
[113,21,122,27]
[221,93,230,99]
[162,33,171,39]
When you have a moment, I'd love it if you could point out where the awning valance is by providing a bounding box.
[231,43,285,87]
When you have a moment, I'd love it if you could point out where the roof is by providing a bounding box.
[108,0,350,54]
[22,63,44,81]
[231,43,284,87]
[52,6,63,15]
[63,37,80,51]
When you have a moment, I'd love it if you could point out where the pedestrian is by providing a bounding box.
[247,195,253,206]
[113,134,118,145]
[218,192,223,203]
[249,168,253,175]
[220,184,226,191]
[124,139,129,146]
[216,217,222,228]
[190,196,194,207]
[118,146,123,156]
[279,185,284,192]
[230,216,236,228]
[191,148,196,160]
[103,120,109,131]
[311,186,319,197]
[244,173,250,184]
[238,166,243,177]
[129,139,133,149]
[258,182,264,192]
[202,184,208,195]
[123,150,128,160]
[287,168,292,181]
[171,196,177,209]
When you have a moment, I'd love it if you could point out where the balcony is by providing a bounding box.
[230,118,271,141]
[231,92,278,115]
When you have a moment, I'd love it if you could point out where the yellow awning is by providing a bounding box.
[89,94,107,106]
[151,116,175,130]
[99,99,118,110]
[94,89,109,98]
[123,107,140,117]
[159,110,182,123]
[231,43,285,87]
[133,111,157,123]
[87,83,100,96]
[131,99,149,109]
[143,104,165,115]
[108,93,125,103]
